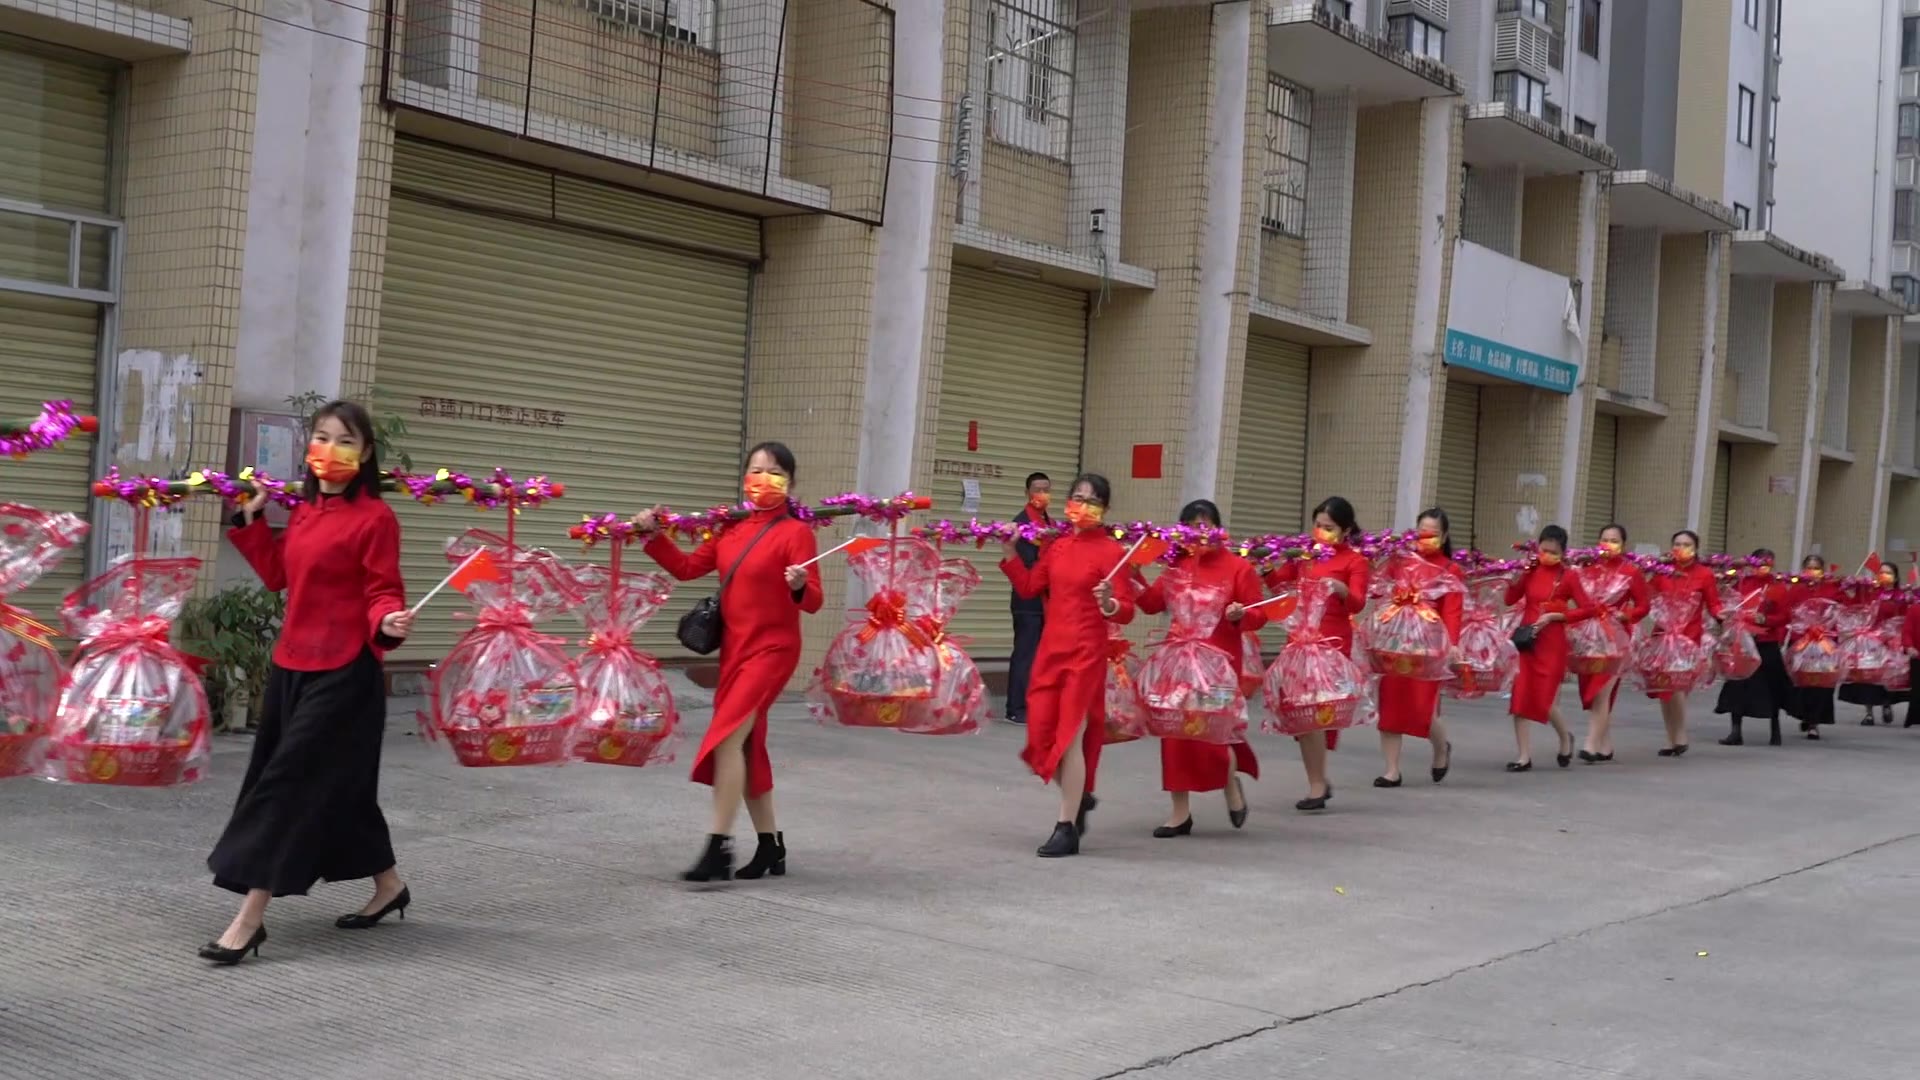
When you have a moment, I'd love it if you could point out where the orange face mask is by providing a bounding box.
[743,472,788,509]
[1599,540,1623,556]
[1028,491,1051,511]
[306,441,361,486]
[1415,533,1443,554]
[1754,565,1774,578]
[1803,567,1825,581]
[1313,526,1341,545]
[1879,572,1898,588]
[1538,550,1563,567]
[1063,499,1104,530]
[1672,546,1696,564]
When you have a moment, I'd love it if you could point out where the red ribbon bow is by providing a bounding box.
[857,591,931,648]
[84,615,172,652]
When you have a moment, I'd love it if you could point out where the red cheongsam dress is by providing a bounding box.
[1375,550,1464,740]
[1505,564,1595,723]
[1136,548,1265,793]
[1264,545,1372,751]
[1574,555,1650,711]
[1644,562,1723,701]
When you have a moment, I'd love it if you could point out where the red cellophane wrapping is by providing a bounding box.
[1361,554,1464,680]
[1712,611,1762,681]
[1263,580,1374,736]
[427,530,585,767]
[0,503,88,778]
[1447,576,1519,699]
[1103,626,1147,744]
[45,557,211,786]
[1137,571,1245,744]
[1567,563,1634,677]
[568,563,679,766]
[1240,632,1265,698]
[1879,616,1911,691]
[1784,597,1844,688]
[809,539,942,730]
[894,556,987,736]
[1629,593,1712,694]
[1836,602,1896,685]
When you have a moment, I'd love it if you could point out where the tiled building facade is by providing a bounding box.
[1,0,1911,679]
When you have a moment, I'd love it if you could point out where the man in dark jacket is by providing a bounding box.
[1006,472,1052,725]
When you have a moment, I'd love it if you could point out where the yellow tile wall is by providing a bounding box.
[1614,232,1726,548]
[117,0,262,583]
[1813,316,1895,568]
[977,139,1072,249]
[781,0,894,218]
[1674,0,1733,202]
[1311,99,1459,528]
[1257,230,1305,308]
[1722,282,1818,557]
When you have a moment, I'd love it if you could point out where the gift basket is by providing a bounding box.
[895,556,987,736]
[1837,602,1897,687]
[809,538,943,729]
[1240,632,1266,698]
[0,504,88,778]
[1136,571,1244,744]
[1362,554,1463,680]
[1447,575,1519,699]
[1784,597,1844,689]
[1629,592,1712,695]
[1567,563,1634,677]
[425,530,586,767]
[568,561,679,767]
[1103,626,1147,744]
[1879,616,1911,692]
[44,556,211,786]
[1711,610,1763,682]
[1263,580,1374,735]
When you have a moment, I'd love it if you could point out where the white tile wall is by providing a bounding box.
[1604,225,1661,400]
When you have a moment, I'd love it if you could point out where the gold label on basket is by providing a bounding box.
[597,736,623,761]
[486,733,520,763]
[88,748,120,781]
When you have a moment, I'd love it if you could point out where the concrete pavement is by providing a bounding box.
[1,691,1916,1080]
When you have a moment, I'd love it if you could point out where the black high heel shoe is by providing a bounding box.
[1505,760,1533,772]
[198,925,267,966]
[1373,775,1403,788]
[336,886,410,930]
[1432,741,1453,783]
[1557,733,1574,768]
[1227,779,1249,829]
[682,834,734,882]
[1294,782,1332,812]
[1038,821,1079,857]
[735,832,787,879]
[1657,744,1690,758]
[1152,818,1194,839]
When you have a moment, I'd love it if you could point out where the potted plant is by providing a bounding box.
[178,585,284,732]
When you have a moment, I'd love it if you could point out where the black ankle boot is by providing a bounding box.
[1769,718,1783,746]
[1076,793,1098,835]
[1037,821,1079,858]
[1720,718,1744,746]
[736,832,787,879]
[682,834,733,883]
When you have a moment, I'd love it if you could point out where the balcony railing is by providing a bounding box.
[380,0,895,222]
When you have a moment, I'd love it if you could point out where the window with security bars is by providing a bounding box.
[1898,190,1920,244]
[1494,71,1546,118]
[1262,76,1311,238]
[580,0,715,45]
[1895,275,1920,312]
[986,0,1076,160]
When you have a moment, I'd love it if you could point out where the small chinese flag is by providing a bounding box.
[1128,536,1171,566]
[449,548,501,592]
[1265,594,1299,621]
[844,536,889,558]
[1865,551,1884,575]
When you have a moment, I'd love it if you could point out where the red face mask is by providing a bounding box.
[1028,491,1051,513]
[1415,533,1443,554]
[1538,550,1563,567]
[306,441,361,486]
[1063,499,1104,530]
[743,472,788,509]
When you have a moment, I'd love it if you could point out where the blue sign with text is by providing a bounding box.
[1442,329,1577,394]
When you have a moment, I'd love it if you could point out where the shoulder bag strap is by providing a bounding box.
[716,517,784,595]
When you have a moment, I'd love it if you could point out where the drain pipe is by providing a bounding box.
[1869,0,1893,280]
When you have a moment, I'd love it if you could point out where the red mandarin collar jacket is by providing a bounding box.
[228,492,408,671]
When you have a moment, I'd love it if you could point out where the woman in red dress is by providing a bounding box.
[1840,564,1907,726]
[1714,548,1793,747]
[1503,525,1594,770]
[1002,473,1137,857]
[1786,554,1843,739]
[204,401,414,964]
[1372,507,1462,788]
[1263,496,1370,811]
[636,442,824,882]
[1646,529,1723,757]
[1575,523,1649,763]
[1134,499,1262,837]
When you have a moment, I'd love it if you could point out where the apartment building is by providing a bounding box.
[0,0,1905,678]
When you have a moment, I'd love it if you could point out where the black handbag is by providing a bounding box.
[675,518,781,655]
[1511,624,1538,652]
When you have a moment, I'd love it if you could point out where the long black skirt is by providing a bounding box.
[208,649,395,897]
[1838,680,1906,707]
[1715,641,1790,720]
[1785,681,1836,727]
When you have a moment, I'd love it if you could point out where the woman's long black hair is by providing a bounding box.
[302,400,383,502]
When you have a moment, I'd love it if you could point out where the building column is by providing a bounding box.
[1080,1,1249,518]
[1814,317,1898,567]
[1614,231,1727,549]
[1307,97,1459,531]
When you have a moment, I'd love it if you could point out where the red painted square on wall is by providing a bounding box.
[1132,444,1163,480]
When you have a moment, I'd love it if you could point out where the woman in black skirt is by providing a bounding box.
[1840,564,1906,726]
[202,401,413,964]
[1786,554,1841,739]
[1715,549,1793,747]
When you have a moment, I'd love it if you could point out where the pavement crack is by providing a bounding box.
[1091,830,1920,1079]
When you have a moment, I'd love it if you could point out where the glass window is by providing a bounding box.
[1743,0,1759,29]
[1736,86,1755,147]
[1575,116,1597,138]
[1581,0,1602,59]
[1494,71,1548,118]
[1390,15,1446,61]
[1732,203,1751,229]
[1895,275,1920,311]
[1262,76,1312,238]
[1907,17,1920,69]
[1897,191,1919,243]
[1525,0,1552,19]
[1322,0,1352,19]
[1761,201,1773,232]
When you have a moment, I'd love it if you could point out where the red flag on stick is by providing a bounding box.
[411,549,501,614]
